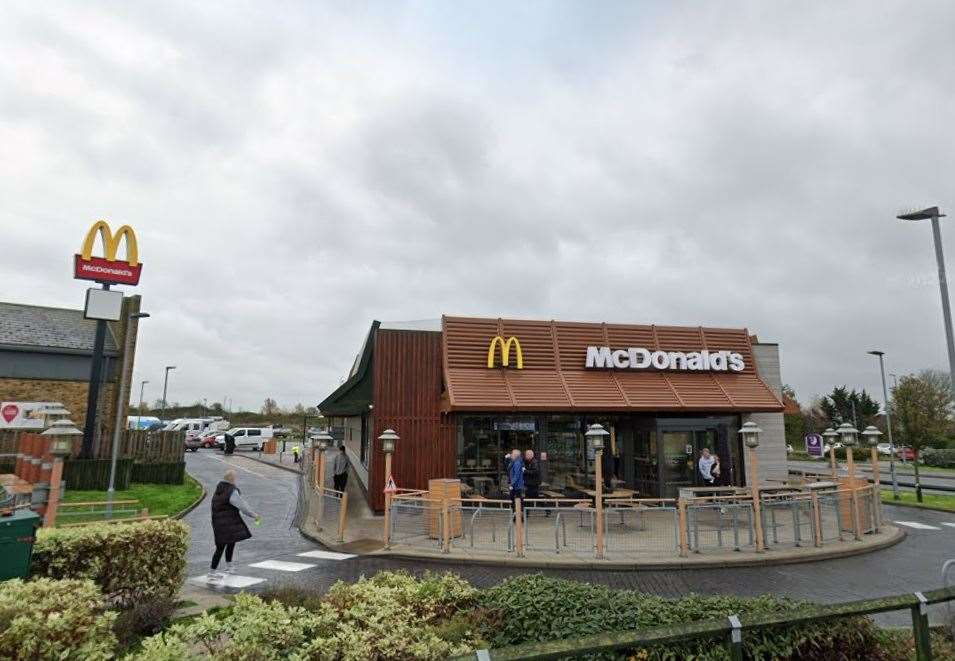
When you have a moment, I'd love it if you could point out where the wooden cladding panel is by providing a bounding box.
[371,330,453,512]
[441,316,782,413]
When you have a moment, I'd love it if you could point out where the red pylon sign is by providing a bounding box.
[383,475,397,493]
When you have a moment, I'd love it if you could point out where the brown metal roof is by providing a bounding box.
[441,316,783,413]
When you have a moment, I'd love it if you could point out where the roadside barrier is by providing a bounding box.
[385,483,886,562]
[455,584,954,661]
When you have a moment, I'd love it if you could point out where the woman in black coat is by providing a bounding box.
[207,469,261,581]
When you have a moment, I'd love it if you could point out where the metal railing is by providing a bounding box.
[456,584,955,661]
[384,483,886,561]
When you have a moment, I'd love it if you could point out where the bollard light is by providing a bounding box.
[739,421,762,448]
[862,426,883,447]
[41,418,82,455]
[379,429,399,454]
[314,430,333,451]
[822,427,838,450]
[837,422,859,448]
[585,423,609,451]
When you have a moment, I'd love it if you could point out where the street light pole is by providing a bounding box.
[108,311,150,515]
[138,380,148,417]
[160,366,176,422]
[898,206,955,398]
[868,351,900,500]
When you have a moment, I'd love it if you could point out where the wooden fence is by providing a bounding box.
[0,428,184,463]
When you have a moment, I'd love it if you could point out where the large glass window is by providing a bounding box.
[539,415,583,491]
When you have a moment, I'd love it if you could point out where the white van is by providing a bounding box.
[217,426,274,451]
[163,418,209,439]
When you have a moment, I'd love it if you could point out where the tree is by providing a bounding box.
[261,398,280,416]
[893,370,953,501]
[819,386,880,429]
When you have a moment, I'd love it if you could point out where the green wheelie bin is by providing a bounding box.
[0,508,41,580]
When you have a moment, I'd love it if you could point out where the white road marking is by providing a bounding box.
[188,574,266,588]
[202,452,271,480]
[249,560,316,572]
[297,550,356,561]
[893,521,942,530]
[941,523,955,528]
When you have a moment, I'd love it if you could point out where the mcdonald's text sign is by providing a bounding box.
[73,221,142,285]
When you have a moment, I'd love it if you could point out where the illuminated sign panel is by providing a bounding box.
[585,346,745,372]
[73,220,142,285]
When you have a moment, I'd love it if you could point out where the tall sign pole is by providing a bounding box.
[73,221,143,460]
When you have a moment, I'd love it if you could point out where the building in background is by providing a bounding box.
[0,297,142,452]
[319,315,785,512]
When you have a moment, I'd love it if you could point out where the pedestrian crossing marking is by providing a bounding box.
[188,574,266,589]
[297,550,356,561]
[893,521,942,530]
[249,560,316,572]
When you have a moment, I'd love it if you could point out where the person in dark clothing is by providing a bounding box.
[207,469,260,581]
[523,449,541,499]
[332,445,349,492]
[223,432,235,456]
[601,446,616,491]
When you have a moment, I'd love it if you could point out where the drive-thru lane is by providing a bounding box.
[184,451,954,625]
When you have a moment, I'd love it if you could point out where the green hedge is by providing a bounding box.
[64,459,133,491]
[478,575,888,660]
[0,578,117,660]
[32,519,189,607]
[921,448,955,468]
[130,462,185,485]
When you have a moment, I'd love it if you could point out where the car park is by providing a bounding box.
[215,426,275,451]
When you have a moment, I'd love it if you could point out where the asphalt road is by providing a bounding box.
[789,459,955,493]
[184,451,955,626]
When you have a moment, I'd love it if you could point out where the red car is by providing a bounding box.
[896,447,916,461]
[195,430,222,448]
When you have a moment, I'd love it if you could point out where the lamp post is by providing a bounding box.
[863,425,883,530]
[868,351,900,500]
[41,419,82,527]
[898,206,955,399]
[379,429,398,548]
[586,423,610,559]
[838,422,863,540]
[313,431,332,493]
[108,311,149,516]
[838,423,859,480]
[138,380,149,417]
[160,366,176,422]
[823,427,839,479]
[740,421,765,553]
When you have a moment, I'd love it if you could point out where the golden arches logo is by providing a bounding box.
[80,220,139,266]
[487,335,524,369]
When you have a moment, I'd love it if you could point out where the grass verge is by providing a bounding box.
[59,473,203,524]
[882,489,955,512]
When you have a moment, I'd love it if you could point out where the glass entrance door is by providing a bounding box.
[660,431,694,498]
[657,418,739,498]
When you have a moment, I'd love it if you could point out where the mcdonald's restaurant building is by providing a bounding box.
[318,316,785,512]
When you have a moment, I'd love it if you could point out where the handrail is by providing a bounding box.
[454,585,955,661]
[59,500,140,507]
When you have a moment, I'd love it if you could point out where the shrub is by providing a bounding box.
[132,571,483,660]
[0,578,117,660]
[113,597,178,650]
[921,448,955,468]
[478,575,889,660]
[32,518,189,606]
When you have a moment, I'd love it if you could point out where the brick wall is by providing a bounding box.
[0,378,118,439]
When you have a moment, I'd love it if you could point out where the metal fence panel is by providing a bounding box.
[687,501,755,553]
[761,496,814,548]
[453,502,514,553]
[603,504,680,556]
[390,499,444,550]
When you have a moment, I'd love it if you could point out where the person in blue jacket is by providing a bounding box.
[506,448,524,511]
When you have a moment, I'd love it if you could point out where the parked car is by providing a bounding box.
[896,446,916,461]
[195,429,222,448]
[876,442,893,456]
[215,427,275,451]
[184,436,202,452]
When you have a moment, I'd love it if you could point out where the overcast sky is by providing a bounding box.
[2,1,955,412]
